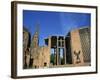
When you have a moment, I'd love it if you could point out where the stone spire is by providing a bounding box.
[31,23,40,48]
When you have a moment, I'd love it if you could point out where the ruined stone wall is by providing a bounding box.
[23,29,30,68]
[31,46,50,68]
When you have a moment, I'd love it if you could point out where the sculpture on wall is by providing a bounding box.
[74,50,81,64]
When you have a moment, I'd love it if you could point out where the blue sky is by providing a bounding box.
[23,10,91,46]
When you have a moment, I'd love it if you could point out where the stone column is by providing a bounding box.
[64,37,66,64]
[48,37,51,67]
[54,48,56,65]
[56,36,59,65]
[58,48,61,65]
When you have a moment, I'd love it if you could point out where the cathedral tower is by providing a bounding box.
[30,23,40,68]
